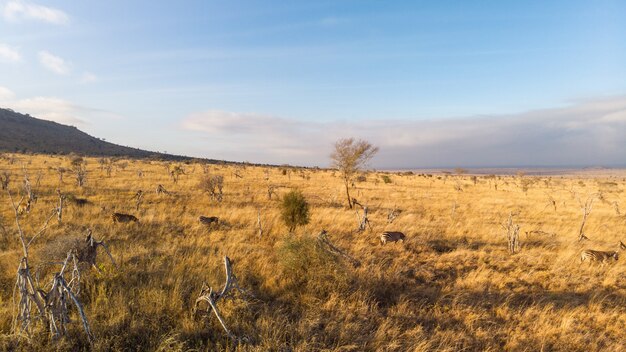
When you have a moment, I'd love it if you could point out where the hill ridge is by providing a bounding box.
[0,108,199,161]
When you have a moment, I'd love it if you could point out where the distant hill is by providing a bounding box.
[0,108,198,161]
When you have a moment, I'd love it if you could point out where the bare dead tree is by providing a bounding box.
[267,184,279,200]
[56,190,66,224]
[387,207,401,224]
[133,190,144,211]
[22,173,39,205]
[502,212,520,254]
[156,184,170,195]
[1,170,11,190]
[105,163,113,177]
[55,167,67,184]
[317,230,360,267]
[76,229,117,272]
[199,175,224,202]
[543,192,557,212]
[193,256,252,342]
[43,250,94,345]
[72,159,87,187]
[7,188,58,338]
[356,206,372,232]
[351,199,372,232]
[577,194,597,242]
[170,165,185,184]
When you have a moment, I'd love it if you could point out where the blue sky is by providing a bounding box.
[1,0,626,167]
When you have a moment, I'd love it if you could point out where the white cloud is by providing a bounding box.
[38,50,70,75]
[181,96,626,168]
[2,0,69,24]
[80,71,97,84]
[0,43,20,62]
[5,97,86,124]
[0,87,121,125]
[0,86,16,100]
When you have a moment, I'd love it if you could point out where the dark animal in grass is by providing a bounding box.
[111,212,138,223]
[199,216,219,226]
[71,197,90,207]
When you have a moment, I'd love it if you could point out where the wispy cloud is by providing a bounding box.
[0,43,20,62]
[2,0,69,24]
[38,50,70,75]
[5,97,87,124]
[181,96,626,168]
[0,86,16,100]
[0,87,121,125]
[79,71,97,84]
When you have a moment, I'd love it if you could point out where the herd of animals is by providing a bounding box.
[15,178,626,266]
[105,184,625,266]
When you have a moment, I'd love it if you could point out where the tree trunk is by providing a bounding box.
[344,179,352,209]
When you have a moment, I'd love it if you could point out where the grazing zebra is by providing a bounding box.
[380,231,406,245]
[111,212,139,223]
[580,249,619,264]
[199,216,219,226]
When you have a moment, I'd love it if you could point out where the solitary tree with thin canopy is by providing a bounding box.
[330,138,379,209]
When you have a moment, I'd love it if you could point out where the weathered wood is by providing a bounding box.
[317,230,361,267]
[193,256,252,342]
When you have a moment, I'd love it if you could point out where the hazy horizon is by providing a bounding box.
[1,1,625,168]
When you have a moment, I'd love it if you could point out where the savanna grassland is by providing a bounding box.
[0,154,624,351]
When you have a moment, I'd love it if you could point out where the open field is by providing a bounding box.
[0,154,624,351]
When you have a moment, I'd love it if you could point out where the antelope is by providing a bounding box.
[199,216,219,226]
[111,212,139,224]
[380,231,406,245]
[580,249,619,264]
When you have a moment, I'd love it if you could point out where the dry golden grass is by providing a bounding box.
[0,154,625,351]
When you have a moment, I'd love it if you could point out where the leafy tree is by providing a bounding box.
[280,190,310,233]
[330,138,379,209]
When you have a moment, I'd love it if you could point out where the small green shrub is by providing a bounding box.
[381,175,392,184]
[280,190,310,232]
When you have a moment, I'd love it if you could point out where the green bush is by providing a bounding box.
[280,190,310,232]
[381,175,392,184]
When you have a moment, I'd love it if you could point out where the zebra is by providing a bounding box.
[111,212,139,224]
[380,231,406,245]
[580,249,619,264]
[620,241,626,250]
[199,216,219,226]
